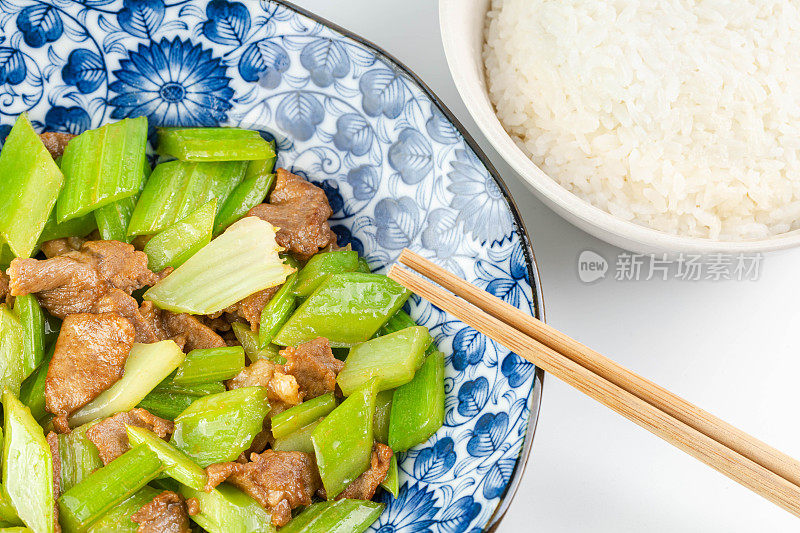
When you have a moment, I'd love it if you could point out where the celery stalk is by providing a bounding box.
[142,199,216,271]
[271,393,336,440]
[58,445,163,533]
[293,251,359,298]
[86,486,159,533]
[280,499,384,533]
[94,156,151,242]
[38,209,96,244]
[126,160,247,237]
[271,420,320,454]
[178,483,274,533]
[381,455,399,498]
[152,377,225,397]
[378,310,417,336]
[126,426,206,491]
[57,424,103,493]
[0,114,64,257]
[311,380,377,498]
[172,346,245,386]
[337,326,431,396]
[170,387,270,467]
[144,217,293,315]
[258,272,298,349]
[12,295,44,379]
[373,389,393,444]
[136,392,195,421]
[213,158,275,236]
[0,307,26,397]
[19,345,53,422]
[0,245,13,271]
[57,117,147,222]
[231,322,284,363]
[2,391,54,533]
[388,350,445,452]
[276,502,330,532]
[157,127,275,162]
[69,341,185,428]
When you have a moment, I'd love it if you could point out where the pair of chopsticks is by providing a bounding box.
[388,249,800,517]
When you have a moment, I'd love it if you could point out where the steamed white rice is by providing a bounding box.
[483,0,800,240]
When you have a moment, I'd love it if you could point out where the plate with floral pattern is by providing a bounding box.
[0,0,545,530]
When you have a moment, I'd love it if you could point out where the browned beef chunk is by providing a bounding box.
[86,408,173,465]
[0,271,8,305]
[247,168,335,260]
[131,491,190,533]
[214,286,279,330]
[95,289,159,343]
[8,240,162,322]
[227,359,302,409]
[204,461,244,492]
[39,132,75,159]
[47,432,62,533]
[336,443,393,501]
[40,237,86,258]
[138,301,225,351]
[186,498,200,516]
[46,313,134,432]
[205,450,322,527]
[280,337,344,400]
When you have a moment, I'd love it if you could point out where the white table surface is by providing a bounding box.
[292,1,800,531]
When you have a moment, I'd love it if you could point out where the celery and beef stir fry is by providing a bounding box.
[0,114,445,533]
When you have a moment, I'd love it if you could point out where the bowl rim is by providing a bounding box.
[276,0,547,529]
[439,0,800,255]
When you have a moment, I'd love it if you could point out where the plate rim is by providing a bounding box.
[271,0,547,529]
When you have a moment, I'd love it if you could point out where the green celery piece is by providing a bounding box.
[136,392,195,421]
[143,199,216,272]
[338,326,431,396]
[271,393,336,440]
[280,499,384,533]
[258,272,298,349]
[312,379,377,498]
[94,156,151,242]
[271,420,320,454]
[0,528,31,532]
[172,346,245,386]
[170,387,270,467]
[378,310,416,336]
[38,209,96,245]
[356,257,371,273]
[232,322,284,363]
[381,455,399,498]
[293,251,359,298]
[12,295,45,379]
[152,376,226,397]
[85,486,159,533]
[126,426,206,491]
[273,273,410,348]
[0,306,26,397]
[2,391,54,533]
[126,160,247,237]
[0,114,64,258]
[42,314,61,349]
[19,345,54,422]
[373,389,393,444]
[58,445,163,533]
[57,117,147,222]
[56,424,103,493]
[70,341,185,428]
[0,245,13,271]
[179,483,275,533]
[144,217,293,315]
[213,158,276,236]
[157,127,275,162]
[388,350,445,452]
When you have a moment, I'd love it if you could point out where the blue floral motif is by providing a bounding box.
[202,0,250,46]
[16,5,63,48]
[359,68,405,118]
[276,92,324,141]
[62,50,105,94]
[238,40,289,86]
[467,412,509,457]
[300,38,350,87]
[109,38,233,125]
[44,106,91,133]
[375,483,440,533]
[0,2,542,529]
[413,438,456,481]
[0,125,11,147]
[448,149,513,244]
[118,0,165,39]
[388,128,432,184]
[333,113,373,156]
[0,48,27,86]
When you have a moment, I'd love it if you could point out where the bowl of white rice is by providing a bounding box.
[440,0,800,254]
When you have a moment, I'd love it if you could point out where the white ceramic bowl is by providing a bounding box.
[439,0,800,255]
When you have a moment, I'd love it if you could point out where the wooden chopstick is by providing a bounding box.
[396,249,800,488]
[387,254,800,518]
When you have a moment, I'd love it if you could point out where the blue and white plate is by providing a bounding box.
[0,0,545,530]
